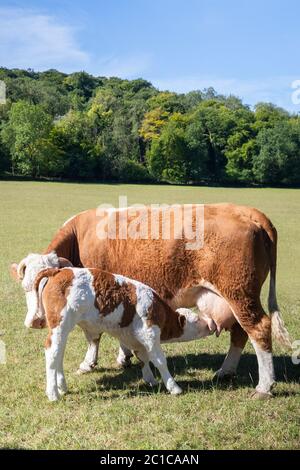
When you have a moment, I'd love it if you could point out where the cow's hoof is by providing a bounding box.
[214,369,237,381]
[251,390,273,400]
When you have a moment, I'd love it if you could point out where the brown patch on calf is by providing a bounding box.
[37,268,74,348]
[90,270,137,327]
[147,294,186,341]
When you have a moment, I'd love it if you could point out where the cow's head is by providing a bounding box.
[10,252,72,328]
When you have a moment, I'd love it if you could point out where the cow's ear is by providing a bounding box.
[58,257,73,268]
[10,263,19,281]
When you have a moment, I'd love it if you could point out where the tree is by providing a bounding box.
[147,113,209,183]
[64,71,100,110]
[253,120,300,185]
[51,110,99,179]
[0,67,300,186]
[254,103,290,131]
[139,107,170,141]
[191,100,237,180]
[1,101,55,177]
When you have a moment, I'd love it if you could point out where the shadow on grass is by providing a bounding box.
[87,353,300,398]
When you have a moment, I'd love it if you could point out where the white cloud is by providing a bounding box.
[151,76,300,112]
[0,7,89,71]
[0,7,152,79]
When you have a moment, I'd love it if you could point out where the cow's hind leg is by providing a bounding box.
[215,323,248,379]
[232,300,275,398]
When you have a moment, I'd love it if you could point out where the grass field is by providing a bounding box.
[0,181,299,450]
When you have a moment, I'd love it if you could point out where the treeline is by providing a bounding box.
[0,67,300,185]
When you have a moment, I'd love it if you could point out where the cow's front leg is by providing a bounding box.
[116,343,133,368]
[77,330,102,374]
[215,323,248,379]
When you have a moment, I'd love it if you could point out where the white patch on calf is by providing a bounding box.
[114,274,155,319]
[66,268,95,314]
[101,303,125,329]
[135,283,154,318]
[114,274,127,286]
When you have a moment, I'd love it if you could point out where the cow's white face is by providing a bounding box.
[24,290,40,328]
[19,253,59,328]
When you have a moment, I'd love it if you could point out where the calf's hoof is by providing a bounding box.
[46,391,60,402]
[167,380,182,395]
[76,363,97,375]
[251,390,273,400]
[170,386,183,396]
[58,385,68,395]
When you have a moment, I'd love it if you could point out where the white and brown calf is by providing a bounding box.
[12,253,215,401]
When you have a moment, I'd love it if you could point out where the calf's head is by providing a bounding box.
[10,252,72,328]
[176,308,217,341]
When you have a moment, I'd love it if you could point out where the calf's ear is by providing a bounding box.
[10,263,19,281]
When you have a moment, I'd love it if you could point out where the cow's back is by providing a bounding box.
[46,204,274,300]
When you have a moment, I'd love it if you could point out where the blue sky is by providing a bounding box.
[1,0,300,111]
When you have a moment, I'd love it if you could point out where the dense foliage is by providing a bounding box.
[0,67,299,185]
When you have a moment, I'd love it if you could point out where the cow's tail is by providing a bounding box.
[266,225,292,349]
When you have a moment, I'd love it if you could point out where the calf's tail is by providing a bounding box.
[33,268,60,318]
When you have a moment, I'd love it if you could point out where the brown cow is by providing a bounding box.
[12,203,291,397]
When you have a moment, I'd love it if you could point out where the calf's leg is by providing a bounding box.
[45,324,70,401]
[77,329,102,374]
[135,348,158,386]
[137,326,182,395]
[117,343,133,368]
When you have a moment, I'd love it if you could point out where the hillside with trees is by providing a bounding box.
[0,67,299,185]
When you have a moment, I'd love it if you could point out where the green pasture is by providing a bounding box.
[0,181,299,449]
